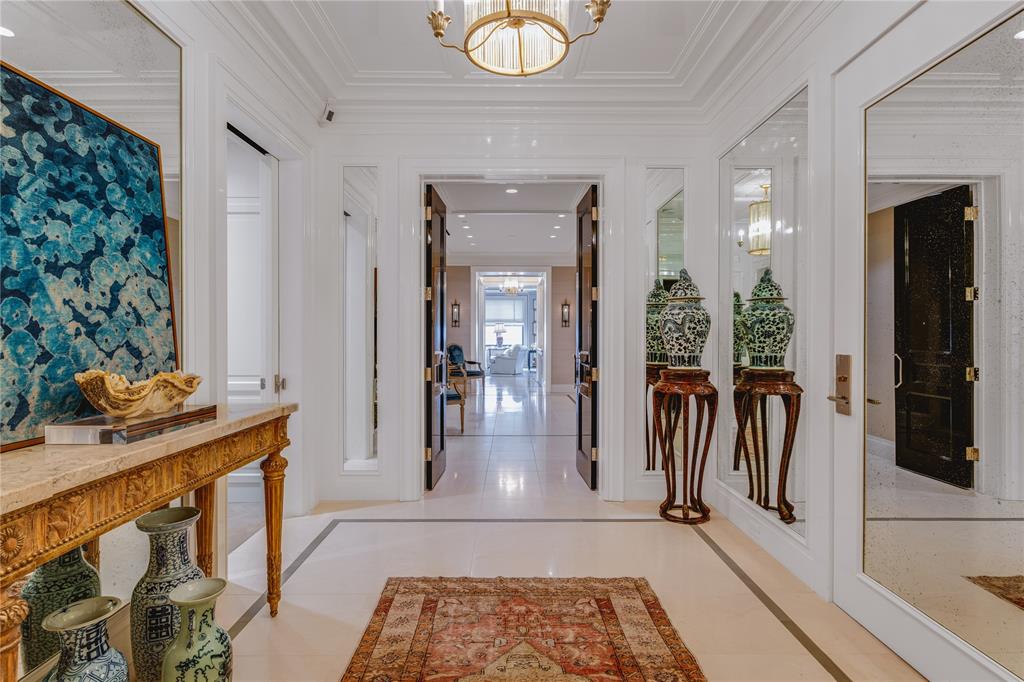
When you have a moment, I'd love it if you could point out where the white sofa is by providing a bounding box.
[489,344,526,375]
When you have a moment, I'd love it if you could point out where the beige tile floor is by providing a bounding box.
[220,375,922,681]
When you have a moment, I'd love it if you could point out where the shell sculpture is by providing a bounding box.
[75,370,203,418]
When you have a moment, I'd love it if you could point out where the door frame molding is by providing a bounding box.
[396,158,623,502]
[833,3,1021,680]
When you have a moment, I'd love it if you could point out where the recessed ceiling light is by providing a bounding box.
[457,214,466,218]
[466,234,473,238]
[558,213,566,218]
[553,225,560,229]
[505,188,518,194]
[0,27,14,37]
[1015,29,1024,39]
[462,225,470,229]
[549,235,557,239]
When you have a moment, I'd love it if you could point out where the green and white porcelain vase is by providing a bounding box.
[739,269,795,370]
[645,280,669,365]
[659,268,711,369]
[41,596,128,682]
[162,578,232,682]
[131,507,205,682]
[20,546,101,671]
[732,291,747,366]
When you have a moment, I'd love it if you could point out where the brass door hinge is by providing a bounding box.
[966,367,980,382]
[424,447,432,461]
[964,206,979,221]
[424,206,432,221]
[425,286,432,301]
[591,206,599,221]
[966,446,980,462]
[965,286,979,301]
[273,374,286,393]
[424,367,433,381]
[591,447,598,461]
[590,367,600,382]
[591,286,599,301]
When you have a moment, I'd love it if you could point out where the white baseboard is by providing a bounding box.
[343,458,379,472]
[227,471,264,503]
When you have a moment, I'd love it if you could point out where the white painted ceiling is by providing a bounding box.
[437,181,586,258]
[225,0,831,123]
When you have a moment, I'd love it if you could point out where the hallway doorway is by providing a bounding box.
[424,179,599,495]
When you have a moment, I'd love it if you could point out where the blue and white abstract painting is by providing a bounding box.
[1,64,178,448]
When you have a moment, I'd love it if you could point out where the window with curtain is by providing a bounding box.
[484,294,528,346]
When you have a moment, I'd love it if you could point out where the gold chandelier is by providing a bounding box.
[428,0,612,77]
[501,276,522,296]
[747,184,772,256]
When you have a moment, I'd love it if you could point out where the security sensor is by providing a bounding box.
[319,104,336,127]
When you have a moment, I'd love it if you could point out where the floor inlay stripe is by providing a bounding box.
[229,517,853,682]
[867,516,1022,522]
[691,526,852,682]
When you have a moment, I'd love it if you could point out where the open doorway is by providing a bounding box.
[225,125,279,552]
[422,179,600,496]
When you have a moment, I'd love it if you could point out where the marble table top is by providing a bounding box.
[0,403,298,515]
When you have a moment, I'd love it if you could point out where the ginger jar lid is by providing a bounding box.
[647,279,668,306]
[668,268,703,301]
[748,269,786,301]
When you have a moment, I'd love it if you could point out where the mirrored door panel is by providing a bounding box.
[864,12,1023,676]
[719,88,808,534]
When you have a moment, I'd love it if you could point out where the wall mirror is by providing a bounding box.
[1,1,182,677]
[719,88,808,534]
[644,169,685,471]
[864,12,1023,676]
[342,166,380,471]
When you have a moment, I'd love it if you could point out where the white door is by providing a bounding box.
[832,4,1021,681]
[226,137,280,404]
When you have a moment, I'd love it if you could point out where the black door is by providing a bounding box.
[425,185,447,490]
[576,185,599,489]
[894,184,974,488]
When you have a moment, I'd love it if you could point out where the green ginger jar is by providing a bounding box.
[21,546,101,672]
[732,291,747,366]
[659,269,711,369]
[162,578,232,682]
[645,280,669,365]
[739,269,794,369]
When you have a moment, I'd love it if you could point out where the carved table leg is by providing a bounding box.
[693,392,717,519]
[83,537,100,571]
[652,391,673,516]
[195,481,216,577]
[748,393,765,505]
[1,581,30,681]
[735,389,754,498]
[261,449,288,617]
[776,393,802,524]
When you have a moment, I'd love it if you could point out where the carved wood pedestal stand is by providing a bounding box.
[733,369,803,524]
[652,369,717,524]
[644,364,665,471]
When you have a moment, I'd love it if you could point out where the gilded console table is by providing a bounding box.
[0,403,297,678]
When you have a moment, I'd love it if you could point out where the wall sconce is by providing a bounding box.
[451,300,461,328]
[561,300,571,327]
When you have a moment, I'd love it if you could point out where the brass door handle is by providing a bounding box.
[827,395,850,404]
[866,398,881,405]
[894,353,904,389]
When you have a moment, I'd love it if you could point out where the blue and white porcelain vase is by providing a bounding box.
[739,269,795,370]
[645,280,669,365]
[658,269,711,369]
[162,578,232,682]
[20,546,101,671]
[732,291,747,366]
[131,507,205,682]
[41,596,128,682]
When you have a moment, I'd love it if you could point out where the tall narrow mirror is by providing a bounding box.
[864,12,1023,676]
[644,169,685,471]
[719,88,808,534]
[342,167,380,471]
[1,1,182,677]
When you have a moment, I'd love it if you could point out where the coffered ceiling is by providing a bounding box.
[221,0,833,124]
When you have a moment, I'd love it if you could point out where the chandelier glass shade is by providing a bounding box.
[747,184,772,256]
[501,277,522,296]
[428,0,611,77]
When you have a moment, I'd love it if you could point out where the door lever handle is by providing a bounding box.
[866,398,881,405]
[826,395,850,404]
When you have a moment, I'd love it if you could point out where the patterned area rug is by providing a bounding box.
[965,575,1024,610]
[342,577,706,681]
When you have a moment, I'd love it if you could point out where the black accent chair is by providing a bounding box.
[447,344,484,380]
